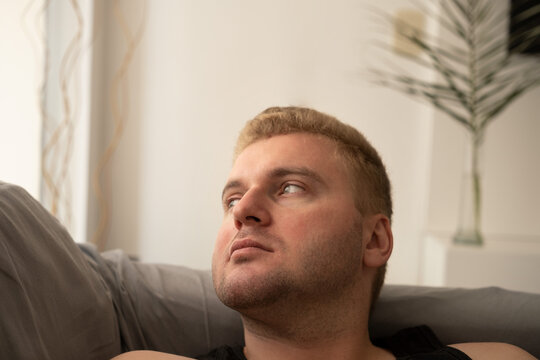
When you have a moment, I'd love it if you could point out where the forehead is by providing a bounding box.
[228,133,349,183]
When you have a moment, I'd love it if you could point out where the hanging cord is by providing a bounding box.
[91,0,147,251]
[54,0,83,225]
[21,0,53,209]
[36,0,83,226]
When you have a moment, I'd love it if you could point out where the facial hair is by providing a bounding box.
[213,220,364,312]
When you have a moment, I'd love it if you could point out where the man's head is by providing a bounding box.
[212,106,393,317]
[235,107,392,221]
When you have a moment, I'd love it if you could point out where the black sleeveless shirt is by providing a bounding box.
[373,325,472,359]
[196,326,471,360]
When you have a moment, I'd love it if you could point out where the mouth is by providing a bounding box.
[229,239,272,257]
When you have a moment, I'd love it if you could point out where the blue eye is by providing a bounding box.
[227,198,240,209]
[282,184,304,194]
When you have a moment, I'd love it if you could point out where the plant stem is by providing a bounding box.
[471,132,483,243]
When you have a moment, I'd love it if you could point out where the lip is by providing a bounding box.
[229,239,272,257]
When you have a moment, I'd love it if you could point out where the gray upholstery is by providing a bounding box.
[82,245,243,357]
[1,181,539,359]
[370,285,540,353]
[0,182,120,360]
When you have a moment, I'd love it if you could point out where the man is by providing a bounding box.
[116,107,534,359]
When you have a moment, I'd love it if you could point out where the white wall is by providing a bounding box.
[425,1,540,241]
[0,1,43,197]
[427,88,540,239]
[86,0,539,286]
[5,0,539,287]
[91,0,435,285]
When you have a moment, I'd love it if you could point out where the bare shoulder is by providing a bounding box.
[449,342,537,360]
[111,350,195,360]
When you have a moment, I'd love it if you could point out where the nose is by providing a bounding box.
[232,188,270,229]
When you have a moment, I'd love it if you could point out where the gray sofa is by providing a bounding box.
[1,181,539,359]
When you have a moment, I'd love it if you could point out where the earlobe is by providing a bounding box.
[363,215,393,268]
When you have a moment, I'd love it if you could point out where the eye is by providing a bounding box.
[226,198,240,209]
[282,183,304,194]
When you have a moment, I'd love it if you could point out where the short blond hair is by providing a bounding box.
[235,106,392,307]
[235,106,392,220]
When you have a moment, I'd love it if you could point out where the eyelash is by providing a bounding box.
[280,182,305,195]
[225,197,240,210]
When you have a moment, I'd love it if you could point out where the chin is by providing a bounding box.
[215,268,291,311]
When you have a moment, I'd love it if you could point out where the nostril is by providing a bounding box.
[246,215,261,223]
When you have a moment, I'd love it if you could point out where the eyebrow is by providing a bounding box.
[269,166,326,185]
[221,166,326,201]
[221,180,243,202]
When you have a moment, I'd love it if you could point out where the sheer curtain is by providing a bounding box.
[44,0,146,247]
[0,0,146,247]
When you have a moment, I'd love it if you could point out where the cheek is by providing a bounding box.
[284,204,358,247]
[289,204,347,232]
[212,222,232,285]
[279,215,311,241]
[213,219,234,259]
[277,212,330,252]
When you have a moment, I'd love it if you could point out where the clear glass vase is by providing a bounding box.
[453,131,484,246]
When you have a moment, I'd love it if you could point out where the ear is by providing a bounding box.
[362,214,393,268]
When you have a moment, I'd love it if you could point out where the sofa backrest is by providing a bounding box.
[2,181,539,359]
[92,244,540,357]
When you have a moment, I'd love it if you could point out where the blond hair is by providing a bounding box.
[235,106,392,307]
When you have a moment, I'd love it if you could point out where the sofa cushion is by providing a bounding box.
[370,284,540,356]
[82,245,244,358]
[1,181,539,359]
[0,182,121,360]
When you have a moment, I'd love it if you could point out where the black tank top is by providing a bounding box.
[196,325,471,360]
[374,325,472,359]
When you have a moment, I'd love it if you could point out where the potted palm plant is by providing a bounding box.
[372,0,540,245]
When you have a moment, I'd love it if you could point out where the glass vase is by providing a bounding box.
[453,131,484,245]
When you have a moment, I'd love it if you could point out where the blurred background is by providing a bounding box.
[1,0,539,290]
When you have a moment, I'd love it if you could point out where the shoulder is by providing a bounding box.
[111,350,194,360]
[449,342,536,360]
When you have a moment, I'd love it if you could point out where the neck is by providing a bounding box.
[238,287,393,360]
[242,327,386,360]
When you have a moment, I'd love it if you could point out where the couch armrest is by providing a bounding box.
[0,182,121,360]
